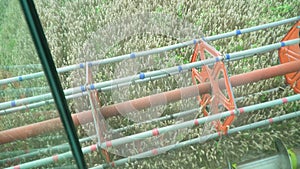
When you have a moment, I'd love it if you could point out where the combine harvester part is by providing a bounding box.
[19,0,88,168]
[227,139,300,169]
[191,40,236,133]
[279,20,300,93]
[1,16,300,86]
[1,6,300,168]
[85,64,111,162]
[1,56,300,144]
[0,39,299,111]
[6,109,300,169]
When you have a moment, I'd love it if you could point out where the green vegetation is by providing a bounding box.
[1,0,300,168]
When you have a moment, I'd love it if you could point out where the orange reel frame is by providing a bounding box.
[191,40,236,133]
[86,65,111,162]
[279,20,300,93]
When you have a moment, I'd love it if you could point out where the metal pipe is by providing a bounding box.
[0,38,299,111]
[0,92,88,115]
[88,87,286,134]
[93,111,300,169]
[111,86,286,134]
[0,64,42,70]
[4,143,97,169]
[0,74,283,116]
[1,60,300,144]
[0,16,299,86]
[0,74,167,115]
[99,93,300,149]
[1,87,283,164]
[6,109,300,169]
[0,149,40,160]
[99,59,300,118]
[235,87,284,102]
[0,135,96,165]
[0,87,49,95]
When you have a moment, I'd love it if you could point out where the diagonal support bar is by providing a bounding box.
[19,1,87,168]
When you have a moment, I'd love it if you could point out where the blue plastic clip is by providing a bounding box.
[11,100,16,107]
[225,54,230,60]
[80,85,85,92]
[193,39,197,44]
[79,63,84,68]
[130,53,136,59]
[178,65,183,72]
[18,76,23,81]
[90,84,95,90]
[139,73,145,79]
[236,30,242,35]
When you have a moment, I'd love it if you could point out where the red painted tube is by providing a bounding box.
[0,60,300,144]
